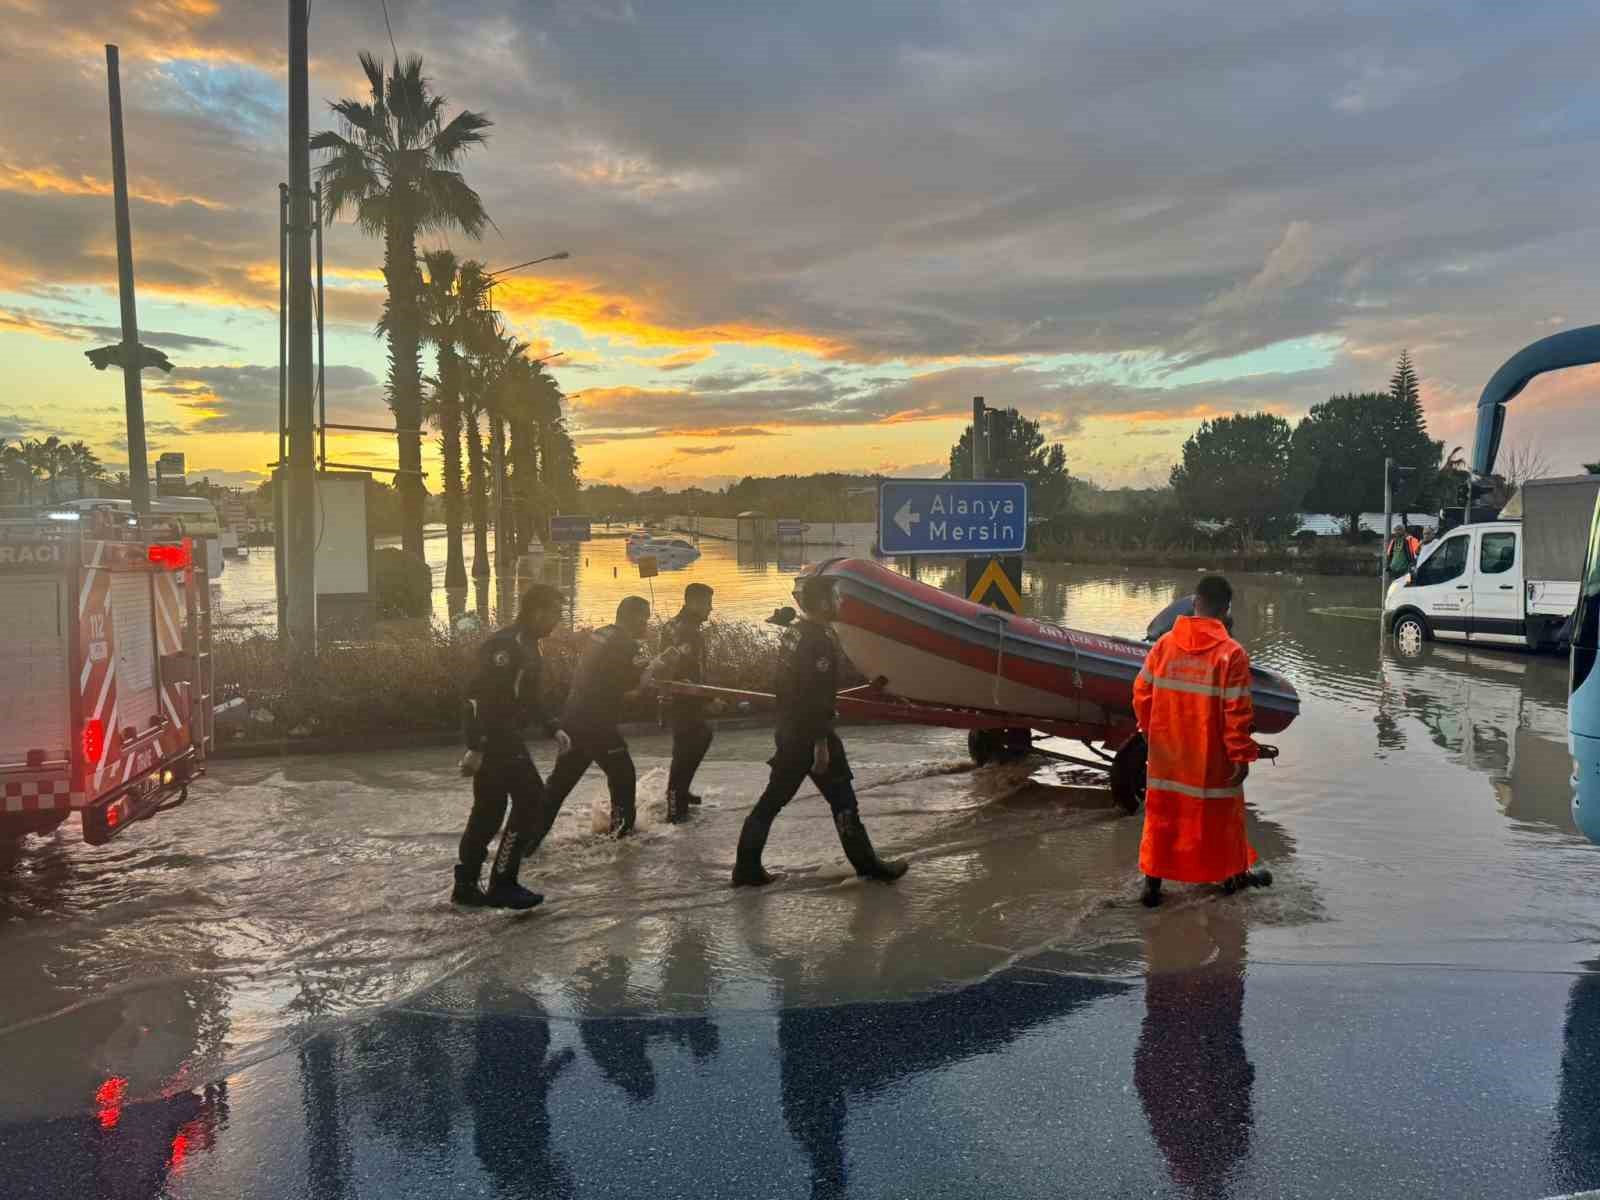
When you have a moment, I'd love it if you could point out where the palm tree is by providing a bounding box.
[313,52,493,558]
[64,440,104,498]
[418,251,495,590]
[23,436,63,503]
[461,353,492,580]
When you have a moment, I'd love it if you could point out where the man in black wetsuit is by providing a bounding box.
[659,582,721,823]
[731,574,907,887]
[454,584,565,910]
[532,596,656,860]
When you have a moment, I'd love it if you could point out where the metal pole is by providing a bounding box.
[1381,456,1393,606]
[278,183,288,469]
[314,185,326,471]
[972,396,987,480]
[284,0,317,656]
[104,46,150,515]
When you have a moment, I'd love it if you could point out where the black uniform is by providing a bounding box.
[733,616,903,883]
[661,610,713,807]
[534,624,649,842]
[459,626,558,885]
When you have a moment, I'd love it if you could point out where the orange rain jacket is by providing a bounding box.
[1132,615,1261,883]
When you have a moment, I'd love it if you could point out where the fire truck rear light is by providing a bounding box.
[162,769,175,786]
[106,802,121,828]
[148,543,190,569]
[82,719,105,765]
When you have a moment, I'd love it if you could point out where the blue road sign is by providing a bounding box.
[877,480,1027,556]
[549,515,593,543]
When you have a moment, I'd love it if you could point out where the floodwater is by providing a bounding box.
[210,526,878,632]
[4,565,1600,1198]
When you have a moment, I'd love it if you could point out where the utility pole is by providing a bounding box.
[104,46,151,515]
[282,0,317,656]
[972,396,988,480]
[1381,456,1394,604]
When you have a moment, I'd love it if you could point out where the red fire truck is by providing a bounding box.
[0,508,213,846]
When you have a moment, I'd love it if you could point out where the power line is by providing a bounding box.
[379,0,400,62]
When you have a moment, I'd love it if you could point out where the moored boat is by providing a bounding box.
[817,558,1299,737]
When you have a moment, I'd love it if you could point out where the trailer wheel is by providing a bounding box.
[968,728,1032,765]
[1109,734,1147,815]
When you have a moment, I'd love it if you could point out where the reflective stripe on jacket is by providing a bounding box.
[1132,615,1260,883]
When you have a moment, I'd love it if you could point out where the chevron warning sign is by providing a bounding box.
[965,556,1023,613]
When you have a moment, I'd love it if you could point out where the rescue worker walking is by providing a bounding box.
[453,584,566,911]
[534,596,657,854]
[1133,575,1272,908]
[732,574,907,887]
[659,583,721,823]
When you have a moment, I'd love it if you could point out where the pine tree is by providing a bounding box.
[1390,349,1420,414]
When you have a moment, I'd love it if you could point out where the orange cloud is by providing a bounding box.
[0,162,226,210]
[491,275,850,358]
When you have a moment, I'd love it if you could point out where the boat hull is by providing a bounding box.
[819,558,1299,737]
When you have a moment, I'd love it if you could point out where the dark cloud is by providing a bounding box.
[0,305,233,351]
[5,0,1600,473]
[152,363,384,433]
[674,444,733,456]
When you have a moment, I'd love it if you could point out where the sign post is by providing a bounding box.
[877,479,1028,557]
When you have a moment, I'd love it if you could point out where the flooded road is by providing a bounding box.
[4,566,1599,1198]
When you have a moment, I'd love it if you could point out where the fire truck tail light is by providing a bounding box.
[82,719,105,765]
[148,543,191,569]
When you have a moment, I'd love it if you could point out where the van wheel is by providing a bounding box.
[1392,612,1430,658]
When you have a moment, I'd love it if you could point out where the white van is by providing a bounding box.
[1385,475,1600,655]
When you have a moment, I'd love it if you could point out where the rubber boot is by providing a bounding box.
[451,863,488,907]
[686,792,703,807]
[731,809,780,887]
[485,870,544,910]
[665,789,689,825]
[1140,876,1163,908]
[833,810,907,882]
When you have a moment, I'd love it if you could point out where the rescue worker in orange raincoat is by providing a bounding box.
[1133,575,1273,908]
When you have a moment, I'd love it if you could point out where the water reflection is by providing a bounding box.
[1135,904,1253,1200]
[771,955,1129,1199]
[1381,643,1576,834]
[574,953,719,1105]
[1554,962,1600,1191]
[468,984,576,1200]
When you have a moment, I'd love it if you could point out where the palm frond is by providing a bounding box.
[416,170,488,239]
[430,109,493,167]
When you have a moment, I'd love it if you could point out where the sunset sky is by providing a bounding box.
[6,0,1600,494]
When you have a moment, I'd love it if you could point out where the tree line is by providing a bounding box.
[0,437,105,506]
[1168,350,1456,546]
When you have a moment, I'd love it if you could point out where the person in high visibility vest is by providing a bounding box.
[1133,575,1273,908]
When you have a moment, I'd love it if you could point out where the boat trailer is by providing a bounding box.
[663,681,1150,813]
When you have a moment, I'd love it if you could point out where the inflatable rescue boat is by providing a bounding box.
[817,558,1300,737]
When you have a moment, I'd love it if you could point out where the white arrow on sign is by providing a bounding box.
[893,499,920,537]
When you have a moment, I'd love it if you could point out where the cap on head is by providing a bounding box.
[1194,574,1233,619]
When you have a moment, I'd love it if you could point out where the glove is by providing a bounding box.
[459,749,484,777]
[554,729,573,756]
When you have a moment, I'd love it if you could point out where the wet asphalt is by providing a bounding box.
[4,942,1598,1199]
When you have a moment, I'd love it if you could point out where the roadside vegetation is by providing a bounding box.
[212,617,785,750]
